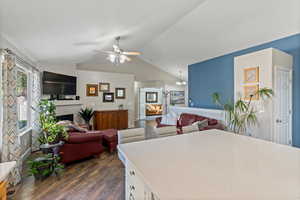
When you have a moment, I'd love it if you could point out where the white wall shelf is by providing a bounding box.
[52,100,83,106]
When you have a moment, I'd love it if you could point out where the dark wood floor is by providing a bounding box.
[13,119,156,200]
[13,152,125,200]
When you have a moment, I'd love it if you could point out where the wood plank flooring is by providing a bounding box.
[13,152,125,200]
[13,120,156,200]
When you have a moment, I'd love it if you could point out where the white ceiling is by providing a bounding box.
[1,0,299,80]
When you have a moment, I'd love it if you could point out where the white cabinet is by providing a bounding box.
[126,162,144,200]
[234,48,293,145]
[125,161,159,200]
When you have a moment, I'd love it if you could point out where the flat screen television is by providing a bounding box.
[42,71,77,95]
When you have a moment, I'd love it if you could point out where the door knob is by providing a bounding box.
[276,119,282,123]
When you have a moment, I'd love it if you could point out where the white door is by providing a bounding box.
[274,67,292,146]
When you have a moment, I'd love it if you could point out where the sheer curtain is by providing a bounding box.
[0,49,21,185]
[31,69,41,151]
[0,49,41,186]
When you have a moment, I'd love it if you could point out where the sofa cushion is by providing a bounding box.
[179,113,198,126]
[208,119,218,126]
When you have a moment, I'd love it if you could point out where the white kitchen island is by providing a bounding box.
[117,129,300,200]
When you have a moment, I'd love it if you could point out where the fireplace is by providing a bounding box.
[56,114,74,122]
[146,104,163,116]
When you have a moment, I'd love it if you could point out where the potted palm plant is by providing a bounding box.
[212,88,274,134]
[78,108,94,129]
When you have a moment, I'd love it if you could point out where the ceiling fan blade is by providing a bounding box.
[94,50,115,54]
[122,51,141,56]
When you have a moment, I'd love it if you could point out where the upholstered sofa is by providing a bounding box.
[59,130,104,164]
[156,113,224,134]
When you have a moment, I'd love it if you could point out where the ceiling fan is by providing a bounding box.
[96,36,141,65]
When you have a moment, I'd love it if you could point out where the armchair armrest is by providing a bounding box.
[66,132,103,144]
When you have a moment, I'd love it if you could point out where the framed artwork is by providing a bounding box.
[170,91,185,105]
[115,88,126,99]
[99,82,110,92]
[244,85,259,100]
[244,67,259,83]
[103,92,114,102]
[86,84,98,96]
[146,92,158,103]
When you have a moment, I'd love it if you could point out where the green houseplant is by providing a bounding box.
[79,108,94,128]
[28,154,64,180]
[38,100,68,145]
[212,88,274,134]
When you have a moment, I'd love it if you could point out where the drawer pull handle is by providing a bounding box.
[129,193,135,200]
[130,171,135,176]
[130,185,135,191]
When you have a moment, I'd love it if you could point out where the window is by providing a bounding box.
[17,66,31,132]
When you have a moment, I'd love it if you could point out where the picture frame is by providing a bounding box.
[115,88,126,99]
[170,91,185,105]
[244,85,259,101]
[86,84,98,96]
[146,92,158,103]
[99,82,110,92]
[244,67,259,83]
[103,92,114,103]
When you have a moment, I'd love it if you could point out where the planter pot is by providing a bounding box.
[34,165,52,180]
[31,157,52,181]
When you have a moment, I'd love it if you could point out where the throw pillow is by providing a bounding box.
[68,124,89,133]
[56,120,88,133]
[192,119,209,130]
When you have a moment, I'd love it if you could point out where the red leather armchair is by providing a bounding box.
[60,131,104,164]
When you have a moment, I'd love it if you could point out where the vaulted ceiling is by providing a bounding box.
[0,0,299,80]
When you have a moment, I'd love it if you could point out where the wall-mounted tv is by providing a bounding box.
[42,71,77,95]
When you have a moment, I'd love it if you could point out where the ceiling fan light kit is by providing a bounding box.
[176,80,187,86]
[100,36,141,65]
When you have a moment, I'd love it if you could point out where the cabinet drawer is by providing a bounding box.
[126,162,145,200]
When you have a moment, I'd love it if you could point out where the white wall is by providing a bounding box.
[139,88,163,119]
[234,48,293,141]
[77,57,180,83]
[41,63,77,77]
[165,84,187,107]
[76,70,135,127]
[235,49,273,141]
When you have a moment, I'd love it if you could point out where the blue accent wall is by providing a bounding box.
[188,33,300,147]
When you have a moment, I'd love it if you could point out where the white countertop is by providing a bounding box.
[118,130,300,199]
[0,161,16,181]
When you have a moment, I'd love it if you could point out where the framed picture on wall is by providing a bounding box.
[244,67,259,83]
[115,88,126,99]
[86,84,98,96]
[244,85,259,100]
[99,82,110,92]
[103,92,114,102]
[170,91,185,105]
[146,92,158,103]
